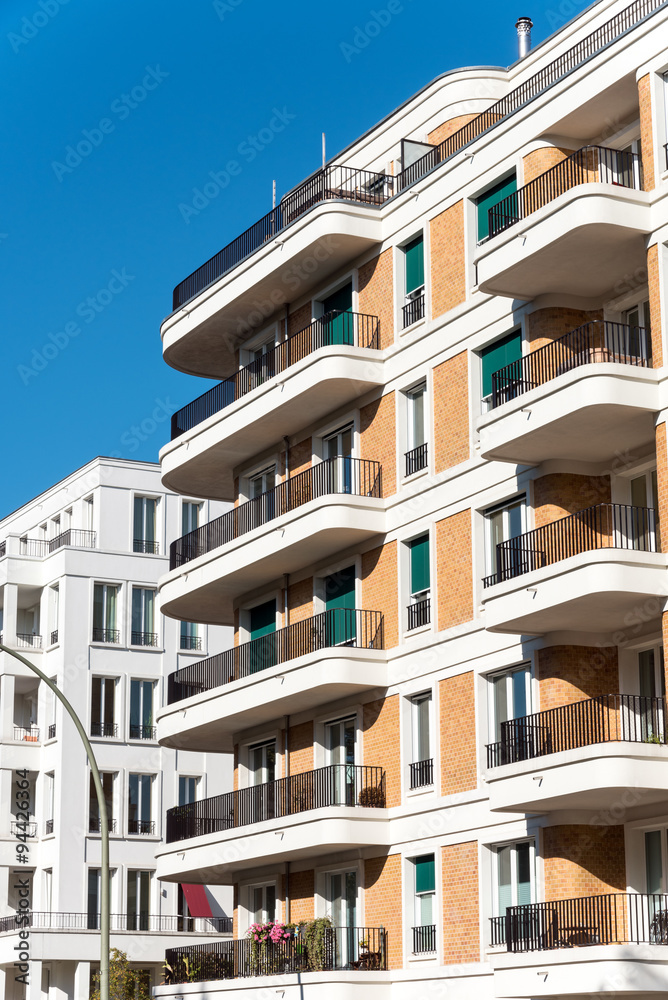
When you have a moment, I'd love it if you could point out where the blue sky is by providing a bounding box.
[2,0,571,516]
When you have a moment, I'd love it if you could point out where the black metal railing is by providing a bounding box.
[405,443,428,477]
[13,726,39,741]
[50,630,58,645]
[402,294,425,329]
[165,925,387,982]
[48,528,96,552]
[0,541,5,557]
[45,819,54,835]
[180,634,202,651]
[167,608,384,704]
[496,893,668,952]
[166,764,386,843]
[170,311,380,439]
[409,758,434,789]
[484,503,659,588]
[131,631,158,647]
[47,724,56,740]
[488,146,641,239]
[11,821,37,837]
[0,911,231,934]
[16,633,42,649]
[170,457,382,569]
[129,724,157,740]
[486,693,666,767]
[19,538,49,557]
[407,597,430,631]
[412,924,436,954]
[89,817,117,833]
[128,819,155,835]
[133,539,159,554]
[172,163,393,309]
[397,0,666,191]
[92,628,120,644]
[490,321,651,408]
[90,722,118,738]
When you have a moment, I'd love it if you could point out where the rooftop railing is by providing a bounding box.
[14,531,96,559]
[490,321,651,409]
[170,310,380,439]
[0,911,232,934]
[169,456,382,570]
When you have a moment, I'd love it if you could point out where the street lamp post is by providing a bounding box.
[0,642,109,1000]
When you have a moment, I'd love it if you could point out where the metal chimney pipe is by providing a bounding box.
[515,16,533,58]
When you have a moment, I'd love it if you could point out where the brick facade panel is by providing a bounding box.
[648,243,662,367]
[428,114,478,146]
[442,842,480,963]
[362,541,398,649]
[638,74,655,192]
[537,645,619,710]
[360,392,396,497]
[358,248,394,350]
[433,351,469,471]
[363,694,400,807]
[528,307,603,354]
[533,472,611,528]
[430,200,466,319]
[364,854,403,969]
[288,720,315,775]
[436,510,473,630]
[543,825,626,901]
[439,673,477,795]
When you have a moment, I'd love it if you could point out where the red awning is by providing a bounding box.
[181,884,213,917]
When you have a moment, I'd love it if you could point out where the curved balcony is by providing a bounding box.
[482,503,666,634]
[485,694,668,812]
[159,458,384,627]
[159,609,385,753]
[162,165,392,379]
[161,312,383,500]
[476,146,650,300]
[157,764,387,883]
[477,322,658,465]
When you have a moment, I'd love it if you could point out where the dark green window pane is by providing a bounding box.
[477,174,517,242]
[480,330,522,399]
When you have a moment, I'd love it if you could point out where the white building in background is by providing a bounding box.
[0,456,233,999]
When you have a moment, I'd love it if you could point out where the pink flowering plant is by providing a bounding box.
[246,920,297,973]
[247,920,295,944]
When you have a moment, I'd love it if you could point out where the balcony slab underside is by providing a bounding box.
[155,973,391,1000]
[477,365,659,466]
[156,810,389,884]
[157,648,387,753]
[162,205,383,379]
[482,549,668,635]
[160,350,384,502]
[158,495,385,627]
[476,187,651,300]
[486,742,668,813]
[0,930,211,965]
[492,942,668,997]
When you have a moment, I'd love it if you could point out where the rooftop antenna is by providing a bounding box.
[272,179,276,209]
[322,132,326,168]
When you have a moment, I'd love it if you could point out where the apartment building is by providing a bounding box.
[0,457,233,999]
[153,0,668,996]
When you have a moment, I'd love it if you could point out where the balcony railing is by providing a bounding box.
[92,628,120,644]
[16,633,42,649]
[483,503,658,588]
[180,634,202,651]
[490,321,651,409]
[412,924,436,954]
[169,457,382,570]
[47,723,56,739]
[128,819,156,835]
[486,694,666,768]
[49,528,96,552]
[170,311,380,439]
[0,541,5,557]
[167,608,384,704]
[492,893,668,952]
[129,724,157,740]
[405,443,428,477]
[0,911,232,934]
[131,631,158,647]
[45,819,53,835]
[488,146,641,239]
[172,164,394,309]
[90,722,118,738]
[50,630,58,645]
[407,597,430,631]
[89,817,117,834]
[133,538,159,554]
[402,293,425,329]
[165,925,387,982]
[166,763,386,843]
[13,726,39,741]
[409,758,434,789]
[10,821,37,837]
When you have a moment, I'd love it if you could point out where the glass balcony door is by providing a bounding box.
[326,716,356,805]
[329,870,357,967]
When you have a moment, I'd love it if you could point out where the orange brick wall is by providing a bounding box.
[233,884,239,939]
[657,422,668,554]
[360,392,396,496]
[648,243,662,367]
[537,646,619,710]
[439,673,477,795]
[289,437,312,478]
[442,842,479,963]
[358,248,394,350]
[433,352,469,472]
[233,743,239,792]
[638,74,655,192]
[364,854,402,969]
[430,200,466,319]
[428,114,478,146]
[361,541,398,649]
[533,473,611,528]
[363,694,400,806]
[543,825,626,901]
[287,577,313,624]
[281,869,315,923]
[528,307,603,352]
[288,720,314,775]
[436,510,473,630]
[288,303,312,338]
[522,146,572,185]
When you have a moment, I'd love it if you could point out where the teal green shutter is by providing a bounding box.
[250,599,277,673]
[325,566,356,644]
[323,283,353,346]
[480,329,522,399]
[410,535,430,595]
[477,174,517,242]
[250,600,276,639]
[415,854,435,894]
[405,235,424,294]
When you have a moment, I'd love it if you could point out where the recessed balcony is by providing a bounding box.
[159,608,385,753]
[477,322,658,465]
[485,693,668,812]
[157,764,387,883]
[159,458,384,627]
[161,312,383,501]
[162,165,392,379]
[482,503,666,634]
[476,146,651,300]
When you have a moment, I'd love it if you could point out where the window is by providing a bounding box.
[44,869,52,914]
[88,868,102,929]
[326,716,356,805]
[49,585,59,645]
[182,501,200,536]
[410,693,433,788]
[622,300,651,360]
[89,771,114,833]
[488,665,531,765]
[250,883,276,925]
[93,584,120,643]
[327,870,358,964]
[129,680,155,739]
[64,507,72,530]
[412,855,436,953]
[402,234,425,328]
[484,496,526,584]
[127,870,151,930]
[131,588,157,646]
[637,646,666,740]
[50,515,60,540]
[91,677,117,737]
[248,466,276,527]
[84,496,94,531]
[45,772,54,835]
[629,468,659,549]
[480,329,522,409]
[476,172,517,243]
[128,774,154,835]
[493,841,535,934]
[179,776,198,806]
[323,424,353,493]
[320,282,354,345]
[407,534,430,630]
[249,599,277,672]
[180,621,201,651]
[133,496,158,554]
[405,383,427,476]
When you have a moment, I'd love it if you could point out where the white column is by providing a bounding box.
[1,673,16,743]
[2,583,18,647]
[73,960,90,1000]
[26,958,41,1000]
[0,769,13,837]
[0,864,9,906]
